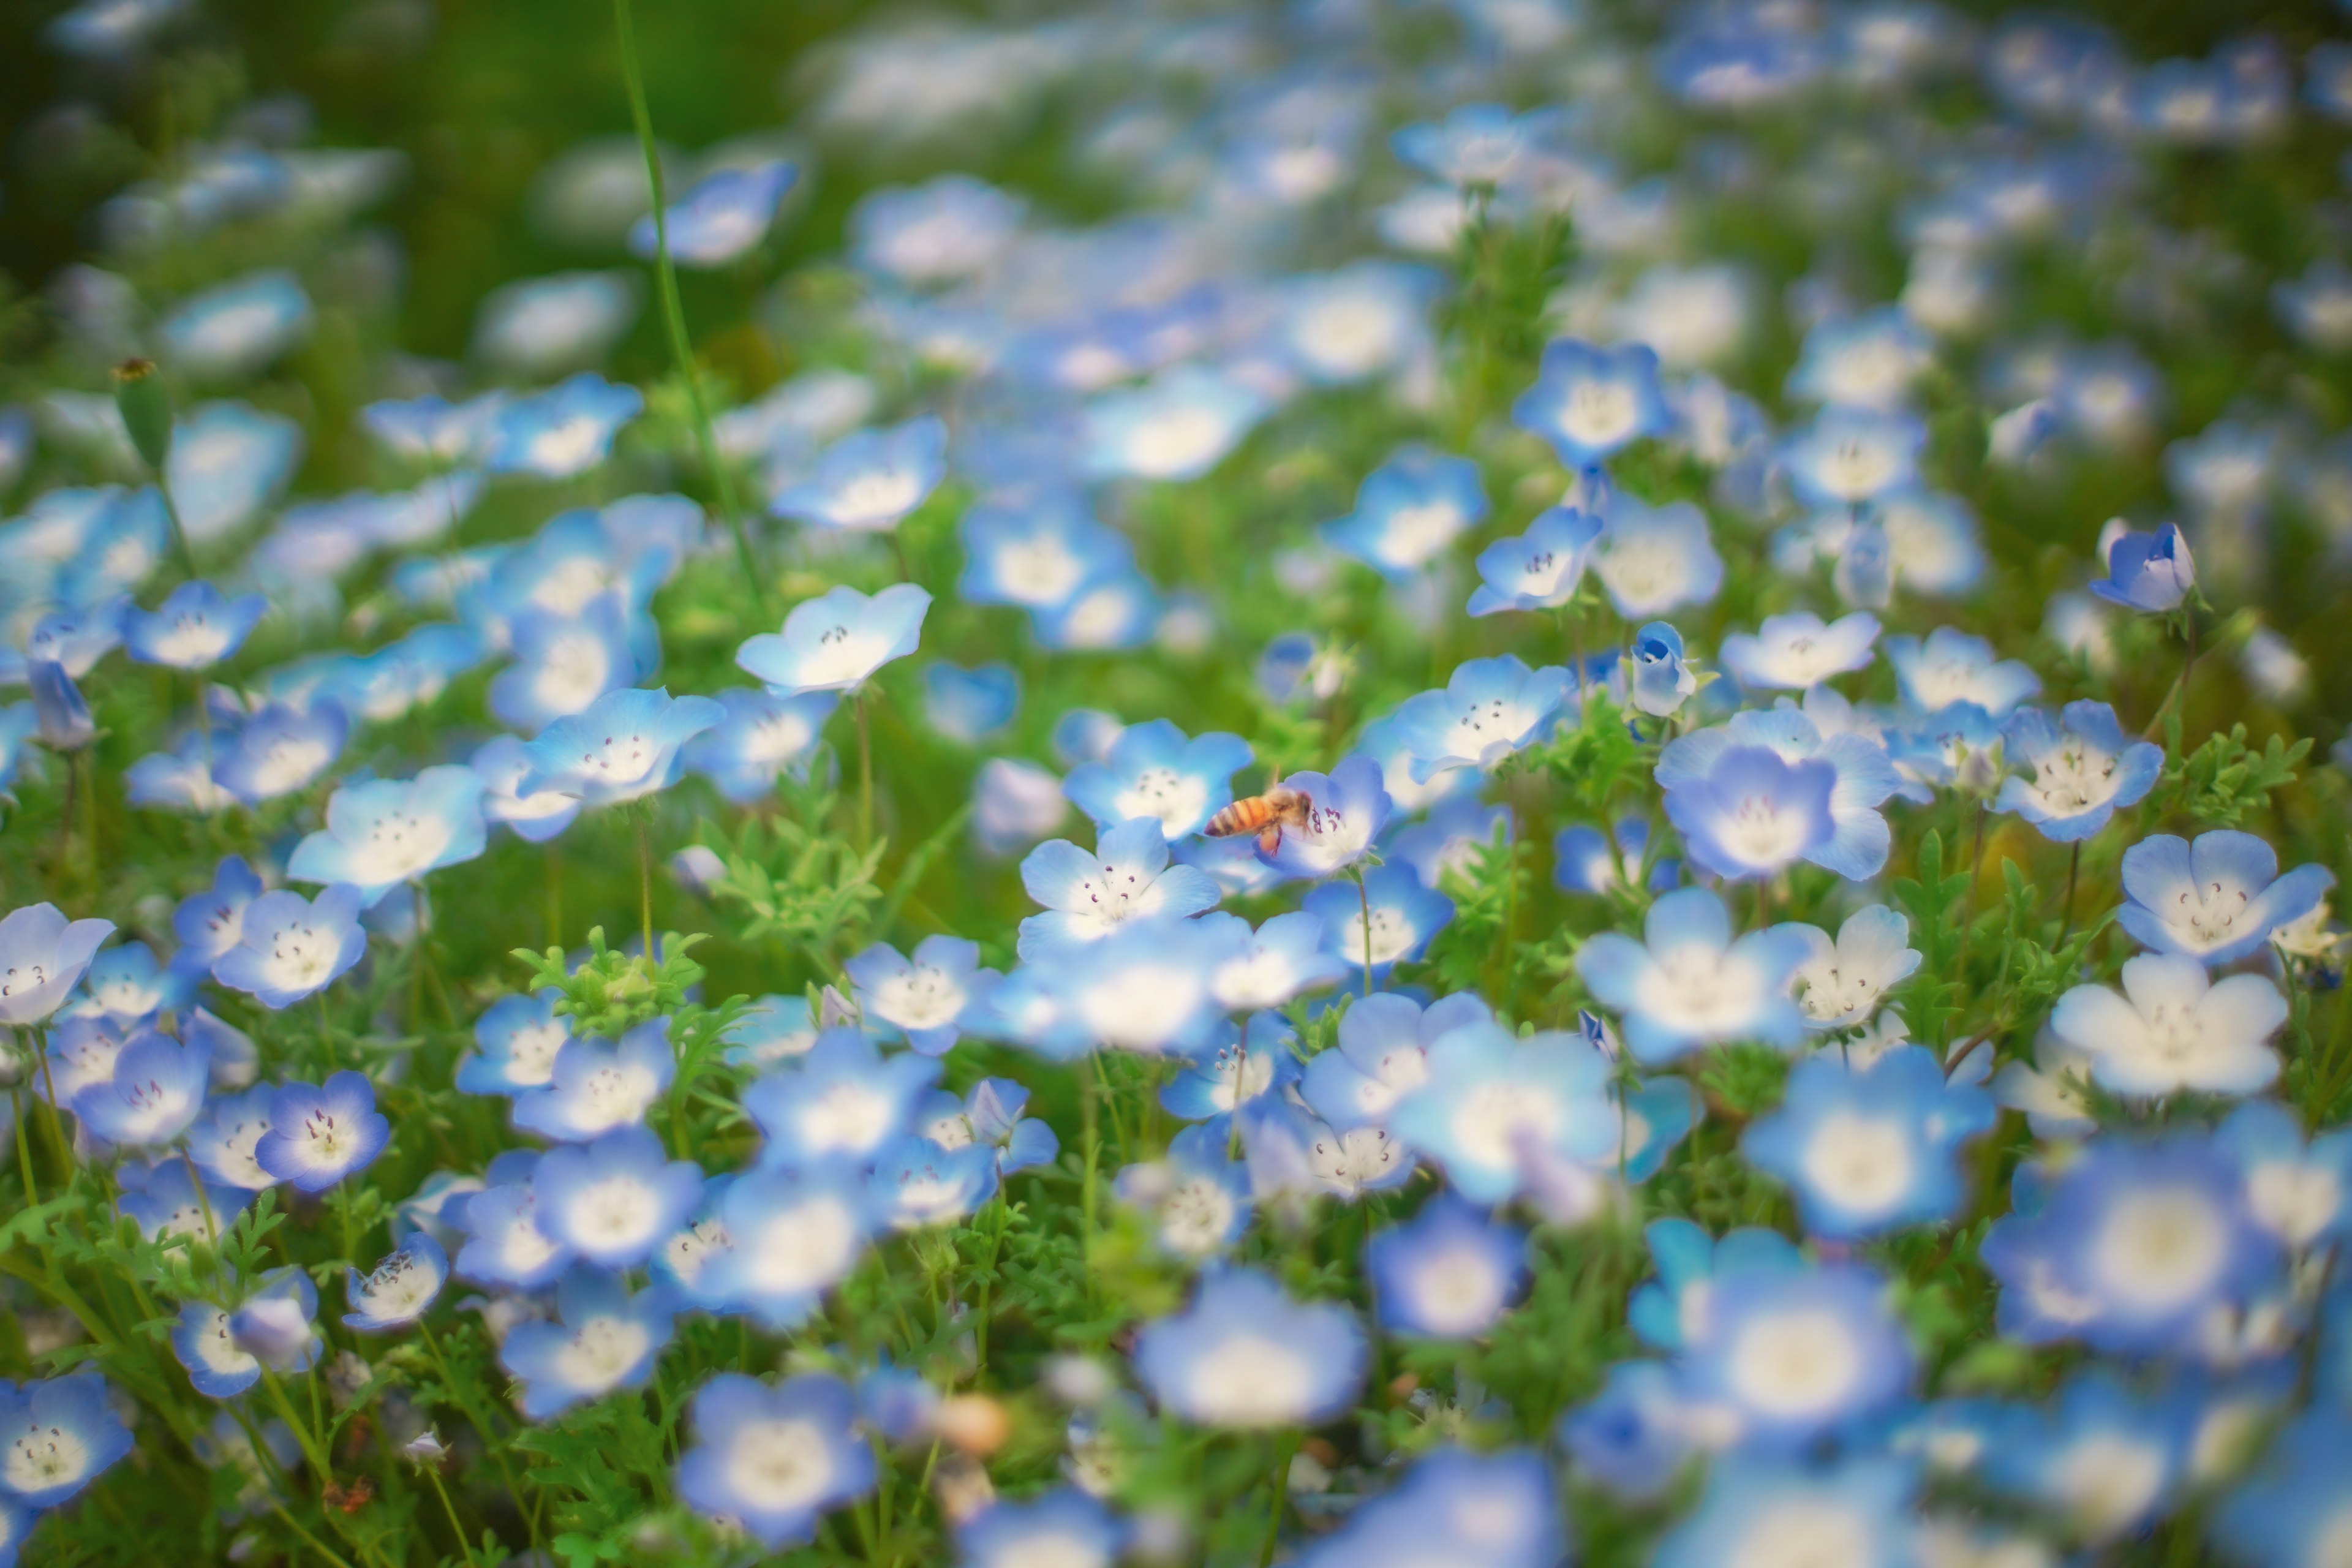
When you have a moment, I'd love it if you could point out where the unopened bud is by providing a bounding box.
[933,1393,1011,1457]
[113,358,174,473]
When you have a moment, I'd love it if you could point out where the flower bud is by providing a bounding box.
[113,358,174,473]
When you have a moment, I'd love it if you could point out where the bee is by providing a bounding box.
[1204,774,1314,856]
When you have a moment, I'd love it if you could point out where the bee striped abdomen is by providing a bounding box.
[1205,796,1280,838]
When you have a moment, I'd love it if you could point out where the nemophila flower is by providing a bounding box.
[39,1016,130,1108]
[843,937,1001,1057]
[1016,816,1219,960]
[1589,492,1723,618]
[676,1373,876,1550]
[227,1267,323,1373]
[212,700,348,805]
[1718,611,1881,692]
[1513,339,1670,469]
[919,662,1017,744]
[1160,1012,1298,1122]
[0,1373,134,1510]
[1033,568,1161,652]
[1274,260,1441,385]
[122,581,265,671]
[1294,1446,1561,1568]
[737,584,930,696]
[467,734,579,842]
[2214,1408,2352,1568]
[1393,655,1569,782]
[1553,818,1677,895]
[1886,627,2040,715]
[0,704,36,790]
[70,942,193,1025]
[1304,864,1455,976]
[919,1079,1058,1177]
[254,1071,388,1193]
[515,686,723,807]
[1081,365,1267,483]
[1389,1020,1614,1203]
[186,1085,275,1191]
[211,885,367,1010]
[1787,307,1934,409]
[513,1020,676,1142]
[1790,906,1920,1031]
[1193,910,1346,1013]
[70,1028,209,1147]
[1385,797,1510,891]
[473,271,639,378]
[850,174,1022,286]
[2118,830,2334,966]
[2049,954,2288,1098]
[1983,1135,2280,1354]
[1465,505,1603,617]
[956,1487,1125,1568]
[124,731,234,815]
[1062,718,1251,840]
[1578,888,1813,1064]
[1134,1268,1366,1430]
[1628,622,1698,718]
[708,1167,875,1329]
[2214,1100,2352,1252]
[957,491,1132,614]
[1320,445,1487,582]
[1112,1121,1252,1260]
[118,1156,250,1242]
[24,598,127,677]
[2089,520,2195,612]
[488,600,640,734]
[1744,1045,1995,1240]
[630,159,796,266]
[286,766,486,908]
[1365,1195,1529,1339]
[28,662,93,751]
[722,994,819,1070]
[742,1028,940,1170]
[1248,754,1392,882]
[1994,699,2161,842]
[499,1267,676,1421]
[1676,1261,1915,1447]
[454,1177,571,1290]
[361,391,505,467]
[680,686,836,805]
[1392,100,1555,184]
[170,857,262,973]
[1979,1371,2193,1543]
[870,1133,998,1229]
[1882,698,2003,801]
[173,1300,260,1399]
[1989,1023,2098,1139]
[457,990,571,1097]
[342,1231,449,1333]
[168,402,303,546]
[650,1178,736,1311]
[485,375,643,478]
[1660,739,1838,883]
[772,418,948,533]
[1298,991,1488,1133]
[532,1127,703,1269]
[1560,1359,1697,1499]
[1652,1455,1916,1568]
[1777,405,1926,507]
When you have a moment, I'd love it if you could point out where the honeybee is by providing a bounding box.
[1204,774,1314,855]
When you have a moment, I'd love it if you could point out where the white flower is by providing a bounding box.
[1790,906,1920,1031]
[2049,955,2287,1098]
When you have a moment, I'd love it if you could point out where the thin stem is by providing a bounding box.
[1257,1430,1301,1567]
[611,0,770,620]
[1079,1068,1099,1312]
[418,1320,538,1553]
[13,1088,38,1204]
[856,685,875,850]
[421,1457,480,1568]
[636,806,656,968]
[1352,865,1373,1000]
[2141,609,2201,742]
[2059,840,2081,944]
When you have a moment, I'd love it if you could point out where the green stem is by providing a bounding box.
[1351,865,1372,1000]
[421,1457,481,1568]
[13,1088,37,1204]
[636,805,656,968]
[611,0,770,620]
[1257,1430,1300,1567]
[857,685,875,850]
[2058,840,2081,944]
[418,1320,540,1553]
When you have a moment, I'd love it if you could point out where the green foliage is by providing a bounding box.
[699,790,888,974]
[2150,720,2312,829]
[513,925,709,1038]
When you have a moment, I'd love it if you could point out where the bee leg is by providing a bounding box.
[1257,824,1282,857]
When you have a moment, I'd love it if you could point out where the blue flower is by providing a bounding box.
[1777,405,1926,507]
[342,1232,449,1333]
[920,662,1017,744]
[1321,445,1487,582]
[1589,491,1723,617]
[457,990,572,1097]
[2049,952,2288,1097]
[122,581,266,671]
[680,686,837,804]
[1513,339,1670,468]
[1385,797,1510,890]
[1744,1045,1995,1239]
[721,995,819,1070]
[1886,627,2040,715]
[470,734,582,842]
[742,1029,939,1169]
[1365,1195,1529,1338]
[254,1071,388,1193]
[2214,1408,2352,1568]
[1197,911,1349,1013]
[737,584,931,695]
[1291,1446,1560,1568]
[1660,706,1903,880]
[453,1178,572,1291]
[24,597,127,678]
[28,661,93,752]
[1786,307,1932,409]
[1627,1218,1804,1354]
[1274,261,1441,385]
[1576,888,1813,1063]
[1559,1360,1697,1499]
[227,1267,323,1373]
[2089,520,2195,612]
[516,687,724,807]
[1301,990,1491,1131]
[675,1373,875,1549]
[843,936,1002,1057]
[957,490,1133,613]
[185,1085,277,1191]
[1466,505,1605,619]
[1161,1012,1299,1122]
[1392,102,1558,184]
[2215,1099,2352,1250]
[1718,610,1880,691]
[1981,1134,2281,1354]
[212,886,368,1010]
[1117,1122,1254,1258]
[1031,569,1161,652]
[1389,1020,1615,1203]
[69,941,193,1025]
[287,766,486,907]
[0,1374,134,1509]
[118,1155,250,1242]
[1016,817,1221,960]
[2119,829,2333,965]
[706,1167,875,1329]
[1393,655,1570,781]
[172,1301,262,1399]
[361,391,506,466]
[850,174,1023,287]
[513,1020,676,1142]
[1677,1261,1915,1446]
[489,599,641,734]
[1653,1455,1915,1568]
[1303,864,1454,977]
[1980,1371,2193,1542]
[1063,718,1251,841]
[211,700,349,805]
[918,1079,1058,1176]
[0,704,36,794]
[870,1134,998,1229]
[1787,906,1919,1031]
[630,159,796,267]
[172,857,262,972]
[772,418,947,533]
[956,1488,1125,1568]
[1133,1268,1366,1428]
[532,1126,704,1268]
[1553,818,1677,895]
[648,1177,736,1312]
[1994,699,2161,842]
[499,1267,676,1421]
[1081,366,1267,483]
[170,402,304,545]
[1629,622,1697,717]
[157,269,312,381]
[486,375,644,478]
[70,1028,210,1147]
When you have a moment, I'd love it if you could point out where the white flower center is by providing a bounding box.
[1183,1334,1313,1426]
[725,1418,836,1511]
[998,537,1085,606]
[551,1315,651,1392]
[741,1198,861,1295]
[1797,1112,1914,1216]
[1727,1308,1862,1418]
[2091,1188,2227,1311]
